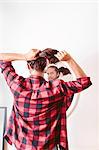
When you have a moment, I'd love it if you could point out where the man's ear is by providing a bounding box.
[57,73,60,78]
[27,63,31,70]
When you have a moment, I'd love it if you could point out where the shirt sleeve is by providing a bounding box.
[63,77,92,94]
[61,77,92,110]
[0,61,27,96]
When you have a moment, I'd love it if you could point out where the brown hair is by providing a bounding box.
[39,48,59,64]
[27,48,59,71]
[58,67,71,75]
[27,57,47,72]
[47,66,71,76]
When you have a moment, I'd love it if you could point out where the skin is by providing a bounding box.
[46,67,59,81]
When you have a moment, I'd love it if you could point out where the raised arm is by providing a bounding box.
[0,49,41,97]
[56,51,87,78]
[0,53,25,61]
[0,49,40,61]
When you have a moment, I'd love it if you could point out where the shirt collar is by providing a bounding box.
[30,75,45,80]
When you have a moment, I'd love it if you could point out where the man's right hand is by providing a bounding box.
[24,49,41,61]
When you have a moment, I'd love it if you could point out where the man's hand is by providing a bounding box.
[56,50,87,78]
[55,51,71,62]
[24,49,41,61]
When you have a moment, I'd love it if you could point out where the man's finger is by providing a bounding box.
[35,50,41,57]
[31,49,41,57]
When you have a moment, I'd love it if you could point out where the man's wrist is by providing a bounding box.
[65,55,74,63]
[24,54,28,61]
[65,56,73,63]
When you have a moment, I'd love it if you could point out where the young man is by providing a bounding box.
[0,49,92,150]
[46,65,71,81]
[46,65,74,113]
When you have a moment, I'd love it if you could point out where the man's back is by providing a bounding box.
[0,50,92,150]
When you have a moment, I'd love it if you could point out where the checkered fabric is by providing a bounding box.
[0,61,92,150]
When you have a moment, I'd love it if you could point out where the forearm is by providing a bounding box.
[67,58,87,78]
[0,53,26,61]
[56,51,87,78]
[0,49,40,61]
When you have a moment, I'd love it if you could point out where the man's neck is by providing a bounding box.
[30,70,44,77]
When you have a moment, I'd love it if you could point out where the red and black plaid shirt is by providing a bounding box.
[0,61,92,150]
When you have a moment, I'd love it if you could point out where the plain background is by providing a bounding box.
[0,0,98,150]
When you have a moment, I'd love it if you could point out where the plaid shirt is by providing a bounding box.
[0,61,92,150]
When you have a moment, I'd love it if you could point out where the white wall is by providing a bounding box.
[0,1,98,150]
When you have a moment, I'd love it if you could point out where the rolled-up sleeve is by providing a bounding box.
[0,61,26,95]
[60,77,92,110]
[64,77,92,94]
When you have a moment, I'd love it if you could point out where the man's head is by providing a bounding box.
[27,57,47,73]
[46,65,71,81]
[46,66,60,81]
[39,48,59,64]
[27,48,59,75]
